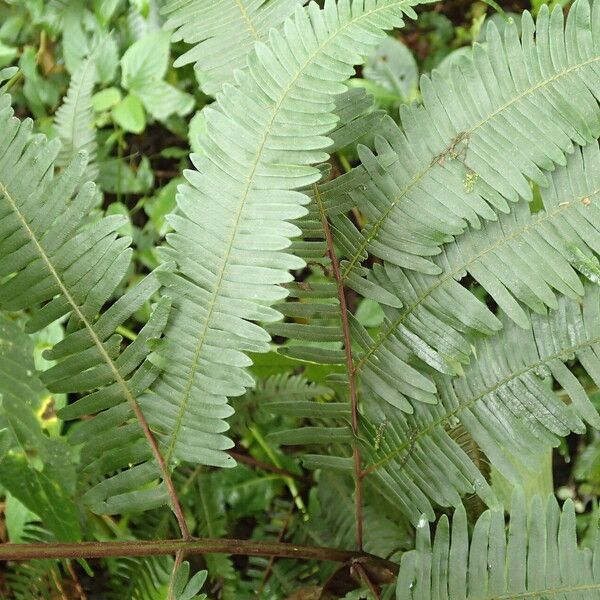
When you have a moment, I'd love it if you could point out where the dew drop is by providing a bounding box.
[533,365,551,379]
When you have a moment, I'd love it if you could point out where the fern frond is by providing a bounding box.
[355,140,600,410]
[164,0,306,95]
[147,0,428,470]
[234,373,334,431]
[321,0,600,279]
[361,286,600,524]
[397,489,600,599]
[269,90,403,370]
[0,95,172,514]
[313,471,410,560]
[108,555,173,600]
[253,373,333,405]
[54,55,97,181]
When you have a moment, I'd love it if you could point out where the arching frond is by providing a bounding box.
[147,0,428,471]
[164,0,306,95]
[356,141,600,410]
[397,489,600,599]
[109,555,173,600]
[320,0,600,279]
[0,95,171,514]
[54,56,97,181]
[359,287,600,524]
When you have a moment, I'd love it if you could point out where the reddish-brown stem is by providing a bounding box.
[0,538,399,571]
[353,562,382,599]
[315,185,364,551]
[168,549,186,600]
[0,181,190,543]
[131,403,190,540]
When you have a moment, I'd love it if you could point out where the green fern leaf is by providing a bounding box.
[54,55,97,181]
[321,0,600,279]
[164,0,307,95]
[0,95,172,514]
[397,489,600,599]
[355,140,600,410]
[147,0,429,470]
[361,286,600,524]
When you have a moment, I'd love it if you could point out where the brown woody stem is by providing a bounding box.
[131,403,190,540]
[315,185,364,551]
[0,538,399,570]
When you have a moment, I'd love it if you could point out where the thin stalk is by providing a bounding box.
[0,539,399,571]
[353,562,382,599]
[314,184,364,551]
[168,550,185,600]
[167,467,203,600]
[2,70,23,93]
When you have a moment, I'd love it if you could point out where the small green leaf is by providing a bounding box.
[106,202,134,237]
[173,562,207,600]
[0,42,17,68]
[144,178,181,235]
[137,80,194,120]
[112,94,146,133]
[92,87,122,112]
[121,30,171,91]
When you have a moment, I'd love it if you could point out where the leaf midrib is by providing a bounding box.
[165,0,416,460]
[365,331,600,474]
[341,53,600,280]
[355,188,600,371]
[0,182,135,408]
[233,0,260,40]
[0,180,173,495]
